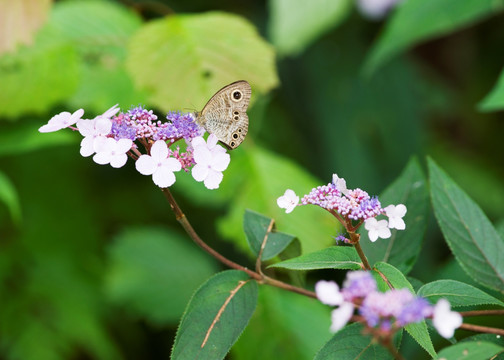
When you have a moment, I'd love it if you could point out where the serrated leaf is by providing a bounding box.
[364,0,504,74]
[435,341,504,360]
[171,270,258,360]
[360,158,429,274]
[461,334,504,360]
[105,227,218,325]
[232,286,331,360]
[417,280,504,308]
[428,158,504,293]
[479,67,504,112]
[126,12,278,112]
[218,146,338,255]
[374,262,436,358]
[243,209,295,261]
[0,171,21,223]
[268,0,352,56]
[270,247,361,271]
[314,323,395,360]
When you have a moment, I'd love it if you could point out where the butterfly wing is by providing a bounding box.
[197,80,251,150]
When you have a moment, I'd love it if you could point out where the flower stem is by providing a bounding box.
[351,234,372,270]
[160,188,317,299]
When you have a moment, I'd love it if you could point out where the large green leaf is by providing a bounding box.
[270,247,361,271]
[218,146,338,255]
[417,280,504,308]
[374,262,436,358]
[105,227,218,324]
[479,67,504,112]
[314,323,394,360]
[268,0,352,56]
[365,0,504,74]
[428,158,504,293]
[232,285,331,360]
[126,12,278,112]
[435,341,504,360]
[360,158,429,274]
[50,0,146,112]
[171,270,258,360]
[243,209,296,261]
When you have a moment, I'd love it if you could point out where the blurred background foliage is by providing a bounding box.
[0,0,503,359]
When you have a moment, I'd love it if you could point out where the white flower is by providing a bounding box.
[332,173,349,196]
[99,104,120,119]
[330,302,354,333]
[135,140,182,188]
[191,134,230,189]
[364,217,391,242]
[93,137,132,168]
[38,109,84,133]
[315,280,344,306]
[432,299,462,338]
[385,204,407,230]
[277,189,299,213]
[77,117,113,157]
[357,0,402,20]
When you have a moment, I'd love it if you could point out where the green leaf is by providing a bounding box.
[270,247,361,271]
[126,12,279,112]
[0,122,78,156]
[243,209,295,261]
[0,171,21,223]
[364,0,504,74]
[50,0,146,112]
[417,280,504,308]
[171,270,258,360]
[268,0,352,56]
[232,286,331,360]
[479,67,504,112]
[105,227,218,325]
[360,158,429,274]
[428,158,504,293]
[218,146,338,255]
[461,334,504,360]
[0,26,79,119]
[435,341,504,360]
[314,323,394,360]
[374,262,436,358]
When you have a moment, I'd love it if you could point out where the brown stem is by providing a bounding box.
[461,310,504,317]
[161,188,317,298]
[352,236,372,270]
[459,323,504,336]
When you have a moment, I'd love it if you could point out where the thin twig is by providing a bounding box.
[461,310,504,317]
[459,323,504,336]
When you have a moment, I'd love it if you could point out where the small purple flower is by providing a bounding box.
[155,112,204,142]
[397,297,431,326]
[341,271,377,301]
[334,234,348,243]
[111,113,137,141]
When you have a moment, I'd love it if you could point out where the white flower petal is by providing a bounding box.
[135,155,156,175]
[211,152,230,172]
[163,157,182,172]
[100,104,120,119]
[277,189,299,213]
[153,166,176,188]
[77,119,95,137]
[330,302,354,333]
[116,139,133,153]
[150,140,169,161]
[69,108,85,125]
[93,136,110,152]
[110,153,128,168]
[93,151,110,165]
[95,117,112,135]
[194,146,212,165]
[192,164,209,182]
[80,136,95,157]
[191,136,206,148]
[204,169,223,189]
[315,280,343,306]
[207,134,219,148]
[433,299,462,338]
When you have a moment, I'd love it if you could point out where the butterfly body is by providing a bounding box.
[195,80,251,150]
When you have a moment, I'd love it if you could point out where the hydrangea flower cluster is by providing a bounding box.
[315,271,463,338]
[39,105,229,189]
[277,174,407,242]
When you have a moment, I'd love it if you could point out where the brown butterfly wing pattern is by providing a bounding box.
[196,80,251,150]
